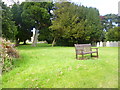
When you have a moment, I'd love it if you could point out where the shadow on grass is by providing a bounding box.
[77,55,98,60]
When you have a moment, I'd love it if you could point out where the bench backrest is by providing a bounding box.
[74,44,91,53]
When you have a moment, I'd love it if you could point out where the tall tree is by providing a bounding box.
[1,2,17,40]
[11,3,32,46]
[50,2,103,46]
[21,2,53,46]
[0,5,2,37]
[85,7,103,43]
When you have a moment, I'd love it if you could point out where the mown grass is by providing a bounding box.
[2,43,118,88]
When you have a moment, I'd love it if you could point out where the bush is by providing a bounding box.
[0,38,19,72]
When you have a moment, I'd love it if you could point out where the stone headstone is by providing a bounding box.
[100,41,103,47]
[118,41,120,47]
[97,42,100,47]
[109,41,113,47]
[113,41,117,47]
[103,42,106,47]
[106,41,110,47]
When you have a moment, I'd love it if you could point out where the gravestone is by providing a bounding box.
[118,41,120,47]
[110,41,113,47]
[103,42,106,47]
[114,41,118,47]
[100,41,103,47]
[106,41,110,47]
[97,42,100,47]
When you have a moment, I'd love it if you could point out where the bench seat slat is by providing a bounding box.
[76,51,97,55]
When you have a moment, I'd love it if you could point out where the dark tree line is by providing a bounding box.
[1,1,119,46]
[1,1,53,46]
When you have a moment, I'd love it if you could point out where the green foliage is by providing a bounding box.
[21,2,52,29]
[38,27,53,43]
[1,2,17,40]
[106,27,120,41]
[50,2,103,46]
[0,38,19,72]
[15,2,54,45]
[11,3,32,44]
[85,7,103,42]
[10,2,54,45]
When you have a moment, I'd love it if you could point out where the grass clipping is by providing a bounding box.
[0,38,19,72]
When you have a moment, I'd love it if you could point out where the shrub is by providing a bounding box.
[0,38,19,72]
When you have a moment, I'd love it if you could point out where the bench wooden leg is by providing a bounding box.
[96,52,98,58]
[76,54,78,59]
[91,53,92,57]
[82,54,84,59]
[91,53,98,58]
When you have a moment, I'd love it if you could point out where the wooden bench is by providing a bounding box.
[74,44,98,59]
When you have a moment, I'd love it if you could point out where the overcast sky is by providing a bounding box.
[71,0,119,15]
[2,0,120,15]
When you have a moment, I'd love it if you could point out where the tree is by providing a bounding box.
[0,5,2,37]
[1,2,17,40]
[50,2,103,46]
[85,7,103,43]
[11,3,32,46]
[21,2,53,46]
[37,2,54,44]
[106,27,120,41]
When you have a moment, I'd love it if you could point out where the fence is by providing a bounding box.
[96,41,120,47]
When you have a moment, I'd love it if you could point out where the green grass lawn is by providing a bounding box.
[2,43,118,88]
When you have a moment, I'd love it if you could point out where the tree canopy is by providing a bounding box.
[1,2,17,40]
[1,1,118,46]
[106,27,120,41]
[50,2,103,46]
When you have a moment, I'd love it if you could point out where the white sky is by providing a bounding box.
[70,0,119,15]
[2,0,120,15]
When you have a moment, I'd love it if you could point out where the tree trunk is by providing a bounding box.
[15,39,20,47]
[23,40,27,45]
[52,37,56,47]
[32,29,38,47]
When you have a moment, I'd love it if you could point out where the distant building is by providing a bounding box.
[100,15,118,27]
[99,16,105,20]
[118,1,120,16]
